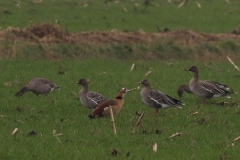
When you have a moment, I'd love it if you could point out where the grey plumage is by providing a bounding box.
[177,81,229,98]
[187,66,231,100]
[76,78,107,110]
[139,79,184,116]
[16,78,59,97]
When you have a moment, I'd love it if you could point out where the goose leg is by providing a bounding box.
[154,109,159,116]
[203,99,207,103]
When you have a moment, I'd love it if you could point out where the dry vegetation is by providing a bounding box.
[1,23,240,61]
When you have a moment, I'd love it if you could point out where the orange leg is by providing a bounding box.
[154,109,159,116]
[203,99,207,103]
[45,95,48,98]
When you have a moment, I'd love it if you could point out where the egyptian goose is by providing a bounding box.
[187,66,231,102]
[16,78,59,98]
[76,78,107,110]
[177,81,229,98]
[88,88,130,119]
[139,79,184,116]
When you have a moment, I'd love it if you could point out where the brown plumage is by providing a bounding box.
[88,88,130,119]
[16,78,59,97]
[177,85,193,98]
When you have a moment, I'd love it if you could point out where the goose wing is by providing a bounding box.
[148,90,183,108]
[91,100,117,116]
[87,92,107,105]
[204,80,229,90]
[198,81,229,98]
[37,78,59,89]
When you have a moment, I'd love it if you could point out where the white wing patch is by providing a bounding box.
[150,97,162,105]
[200,86,213,93]
[104,107,108,110]
[87,97,99,105]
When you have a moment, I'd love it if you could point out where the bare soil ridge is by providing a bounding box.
[1,23,240,45]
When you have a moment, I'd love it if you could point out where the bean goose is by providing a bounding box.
[76,78,107,110]
[88,88,130,119]
[177,81,229,98]
[16,78,59,98]
[140,79,184,116]
[177,85,193,98]
[187,66,231,102]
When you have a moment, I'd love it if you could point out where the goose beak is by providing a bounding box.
[139,82,142,84]
[76,82,79,84]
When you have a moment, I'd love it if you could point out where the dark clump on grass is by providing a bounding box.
[16,106,25,112]
[38,110,43,113]
[156,129,162,134]
[109,148,120,156]
[197,116,211,124]
[64,139,72,143]
[28,130,37,136]
[219,153,228,160]
[214,101,238,107]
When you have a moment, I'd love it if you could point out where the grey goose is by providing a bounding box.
[76,78,107,110]
[139,79,184,116]
[187,66,231,102]
[177,81,229,98]
[16,78,59,97]
[177,85,193,98]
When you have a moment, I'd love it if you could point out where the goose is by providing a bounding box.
[139,79,184,116]
[76,78,107,110]
[177,85,193,98]
[187,66,231,102]
[177,81,229,98]
[16,78,59,98]
[88,88,130,119]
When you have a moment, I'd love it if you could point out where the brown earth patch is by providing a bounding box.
[1,23,240,46]
[1,23,240,61]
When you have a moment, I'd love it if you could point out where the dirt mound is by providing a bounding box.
[0,23,72,44]
[0,23,240,45]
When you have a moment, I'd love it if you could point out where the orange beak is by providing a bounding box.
[76,82,79,84]
[139,82,142,84]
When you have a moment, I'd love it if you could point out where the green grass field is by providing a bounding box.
[0,0,240,33]
[1,59,240,159]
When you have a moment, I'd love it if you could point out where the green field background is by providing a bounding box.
[1,60,240,159]
[1,0,240,159]
[0,0,240,33]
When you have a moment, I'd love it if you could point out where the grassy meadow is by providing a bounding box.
[1,0,240,159]
[1,59,240,159]
[0,0,240,33]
